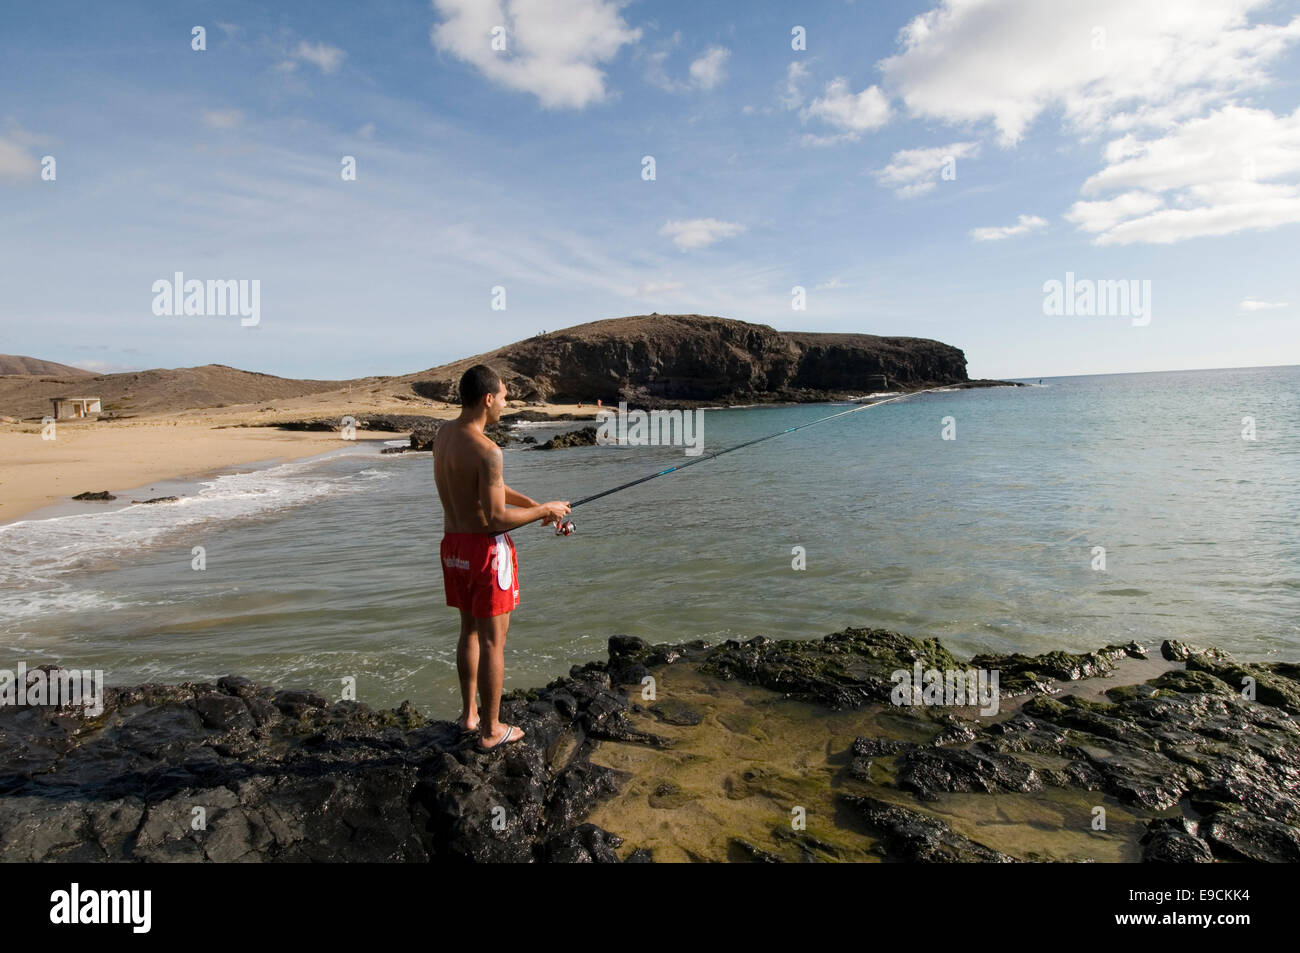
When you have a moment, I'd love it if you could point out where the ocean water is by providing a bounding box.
[1,366,1296,715]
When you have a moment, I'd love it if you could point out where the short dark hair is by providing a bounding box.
[459,364,503,406]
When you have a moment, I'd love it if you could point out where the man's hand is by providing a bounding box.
[539,501,571,526]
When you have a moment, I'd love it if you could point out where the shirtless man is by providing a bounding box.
[433,364,570,751]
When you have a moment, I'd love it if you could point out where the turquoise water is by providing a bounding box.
[2,366,1296,715]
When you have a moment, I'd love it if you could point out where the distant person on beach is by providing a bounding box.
[433,364,570,751]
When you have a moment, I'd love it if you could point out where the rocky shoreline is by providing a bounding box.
[3,628,1294,862]
[283,383,1027,456]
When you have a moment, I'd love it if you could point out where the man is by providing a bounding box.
[433,364,570,751]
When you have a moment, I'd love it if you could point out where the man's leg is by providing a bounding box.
[476,610,526,747]
[455,609,479,732]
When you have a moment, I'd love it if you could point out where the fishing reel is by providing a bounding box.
[554,518,575,537]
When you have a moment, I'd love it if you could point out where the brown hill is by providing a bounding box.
[0,364,357,419]
[397,314,968,405]
[0,315,973,419]
[0,355,96,377]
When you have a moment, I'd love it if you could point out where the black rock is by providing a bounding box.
[1201,810,1300,863]
[72,490,116,501]
[532,426,599,450]
[838,794,1016,862]
[1139,817,1214,863]
[895,745,1043,800]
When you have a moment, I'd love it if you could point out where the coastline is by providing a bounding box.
[0,399,597,525]
[0,387,979,525]
[2,627,1296,862]
[0,422,392,525]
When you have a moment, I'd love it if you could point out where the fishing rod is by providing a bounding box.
[551,385,949,535]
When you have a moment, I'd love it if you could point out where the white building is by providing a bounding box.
[50,397,102,419]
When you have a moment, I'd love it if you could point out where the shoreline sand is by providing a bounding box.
[0,399,596,524]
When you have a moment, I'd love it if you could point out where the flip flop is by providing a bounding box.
[476,724,516,752]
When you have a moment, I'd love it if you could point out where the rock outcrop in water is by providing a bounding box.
[71,491,117,501]
[532,426,599,450]
[404,314,971,406]
[2,629,1295,862]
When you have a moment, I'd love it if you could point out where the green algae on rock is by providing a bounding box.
[1,629,1296,862]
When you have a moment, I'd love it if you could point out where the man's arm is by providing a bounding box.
[503,484,536,507]
[479,446,569,532]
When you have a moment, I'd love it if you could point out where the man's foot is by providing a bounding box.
[457,713,479,734]
[476,723,525,752]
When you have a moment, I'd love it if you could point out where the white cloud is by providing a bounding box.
[879,0,1300,145]
[292,41,347,73]
[1064,191,1164,233]
[5,123,54,149]
[431,0,641,109]
[970,214,1048,241]
[0,122,55,180]
[1238,297,1287,312]
[641,31,681,91]
[69,359,141,374]
[630,279,685,296]
[872,0,1300,244]
[645,41,729,93]
[0,137,39,179]
[1073,106,1300,244]
[659,218,745,250]
[689,46,730,90]
[781,61,809,109]
[875,141,979,197]
[814,277,847,291]
[203,110,244,129]
[800,78,891,145]
[357,122,376,139]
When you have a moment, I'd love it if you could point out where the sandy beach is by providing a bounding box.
[0,396,595,523]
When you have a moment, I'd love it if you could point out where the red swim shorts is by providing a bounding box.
[441,532,520,618]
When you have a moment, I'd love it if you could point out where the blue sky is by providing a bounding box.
[2,0,1298,380]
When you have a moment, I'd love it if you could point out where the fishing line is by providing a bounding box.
[551,385,949,535]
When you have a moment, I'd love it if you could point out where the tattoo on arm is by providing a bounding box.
[484,448,504,488]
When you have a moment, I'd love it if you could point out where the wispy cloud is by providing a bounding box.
[1238,297,1288,313]
[970,214,1047,241]
[629,279,685,296]
[780,61,809,110]
[875,141,979,198]
[645,38,730,93]
[202,109,244,129]
[281,40,347,74]
[0,136,39,180]
[660,218,745,250]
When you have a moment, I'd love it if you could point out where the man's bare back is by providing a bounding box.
[432,408,569,534]
[434,367,569,752]
[433,419,504,533]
